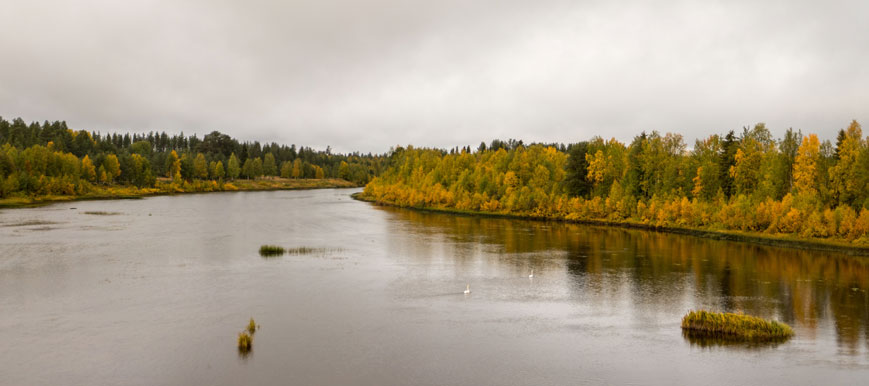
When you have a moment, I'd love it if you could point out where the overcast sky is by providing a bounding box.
[1,0,867,153]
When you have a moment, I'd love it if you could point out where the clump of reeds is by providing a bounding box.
[238,331,252,352]
[681,310,794,341]
[237,317,259,353]
[259,245,285,257]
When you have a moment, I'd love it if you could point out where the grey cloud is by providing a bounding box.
[1,0,867,153]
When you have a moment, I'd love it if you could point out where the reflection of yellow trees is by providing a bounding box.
[385,206,869,351]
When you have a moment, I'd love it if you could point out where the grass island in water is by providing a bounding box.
[681,310,794,341]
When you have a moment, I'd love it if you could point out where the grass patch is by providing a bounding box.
[681,310,794,341]
[259,245,285,257]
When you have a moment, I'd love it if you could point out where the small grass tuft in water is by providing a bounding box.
[259,245,285,257]
[247,318,258,334]
[238,331,252,352]
[681,310,793,341]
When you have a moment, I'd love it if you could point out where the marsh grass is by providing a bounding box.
[247,318,258,334]
[259,245,285,257]
[681,310,794,341]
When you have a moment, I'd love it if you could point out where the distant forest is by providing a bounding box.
[363,121,869,244]
[0,117,384,198]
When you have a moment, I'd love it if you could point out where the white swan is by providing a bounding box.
[529,269,534,279]
[464,284,471,294]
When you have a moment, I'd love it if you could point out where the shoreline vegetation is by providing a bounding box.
[681,310,794,341]
[358,121,869,255]
[352,193,869,255]
[1,177,356,209]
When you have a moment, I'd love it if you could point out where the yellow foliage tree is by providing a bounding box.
[167,150,182,181]
[81,155,96,182]
[829,120,863,205]
[793,134,820,197]
[292,159,302,179]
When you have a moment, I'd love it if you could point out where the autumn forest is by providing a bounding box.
[362,120,869,246]
[0,117,384,203]
[4,116,869,247]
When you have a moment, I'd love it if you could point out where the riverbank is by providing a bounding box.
[352,193,869,256]
[0,178,357,209]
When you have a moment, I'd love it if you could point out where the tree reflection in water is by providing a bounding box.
[381,206,869,353]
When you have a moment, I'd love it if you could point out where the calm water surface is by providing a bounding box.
[2,189,869,385]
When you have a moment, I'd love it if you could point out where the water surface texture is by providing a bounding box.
[2,189,869,385]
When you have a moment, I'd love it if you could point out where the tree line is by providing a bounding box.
[0,117,384,198]
[362,121,869,244]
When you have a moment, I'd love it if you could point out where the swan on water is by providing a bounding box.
[529,269,534,279]
[464,284,471,294]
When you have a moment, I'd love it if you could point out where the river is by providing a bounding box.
[1,188,868,385]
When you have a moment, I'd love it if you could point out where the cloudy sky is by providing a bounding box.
[1,0,867,153]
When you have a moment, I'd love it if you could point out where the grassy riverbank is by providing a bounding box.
[353,193,869,256]
[0,177,356,208]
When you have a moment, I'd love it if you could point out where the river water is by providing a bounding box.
[1,188,868,385]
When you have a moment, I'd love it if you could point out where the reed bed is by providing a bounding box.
[258,245,285,257]
[681,310,794,341]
